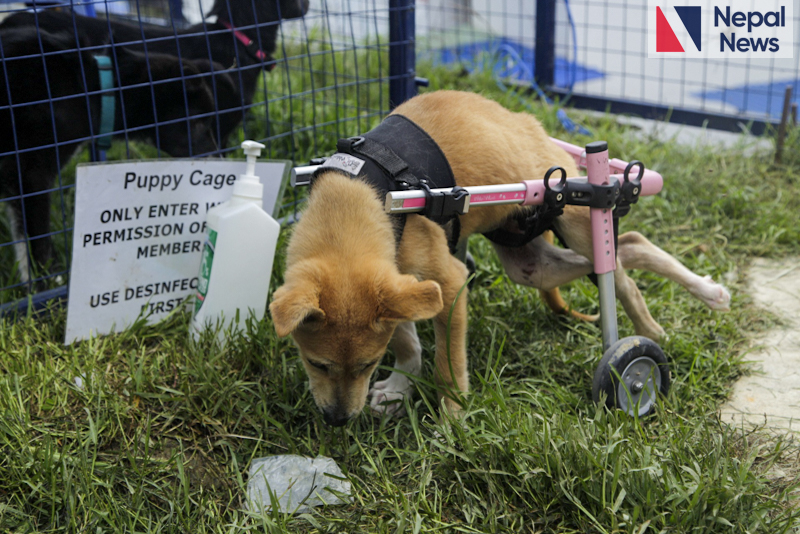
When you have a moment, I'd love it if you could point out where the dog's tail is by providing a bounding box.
[539,288,599,322]
[538,231,599,322]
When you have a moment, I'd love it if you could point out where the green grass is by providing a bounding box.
[3,45,800,532]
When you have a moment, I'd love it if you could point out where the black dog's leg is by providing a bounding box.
[1,158,33,285]
[11,151,60,286]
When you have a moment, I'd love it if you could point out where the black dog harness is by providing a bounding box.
[311,114,468,253]
[310,113,561,253]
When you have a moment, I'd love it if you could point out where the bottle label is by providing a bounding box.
[194,229,217,315]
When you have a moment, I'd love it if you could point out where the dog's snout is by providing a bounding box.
[322,407,352,427]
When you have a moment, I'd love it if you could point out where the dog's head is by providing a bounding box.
[276,0,311,19]
[209,0,309,21]
[270,258,443,426]
[208,0,310,36]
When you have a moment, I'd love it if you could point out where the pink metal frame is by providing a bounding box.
[384,137,664,276]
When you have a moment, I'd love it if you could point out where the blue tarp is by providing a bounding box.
[429,37,605,89]
[699,80,800,120]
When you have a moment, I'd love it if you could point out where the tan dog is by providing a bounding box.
[270,91,730,426]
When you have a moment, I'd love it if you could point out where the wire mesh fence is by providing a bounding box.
[4,0,797,312]
[0,0,401,310]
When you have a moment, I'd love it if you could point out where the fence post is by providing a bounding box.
[535,0,557,88]
[389,0,416,109]
[168,0,186,26]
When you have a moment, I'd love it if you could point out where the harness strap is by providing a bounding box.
[337,136,418,187]
[483,204,564,247]
[93,55,115,152]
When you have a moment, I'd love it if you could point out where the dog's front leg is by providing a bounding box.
[393,216,470,419]
[369,321,422,417]
[433,274,470,419]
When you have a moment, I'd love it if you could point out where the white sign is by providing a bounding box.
[65,159,290,344]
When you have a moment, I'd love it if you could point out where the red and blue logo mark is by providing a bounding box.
[656,6,702,52]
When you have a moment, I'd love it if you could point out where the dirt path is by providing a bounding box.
[719,258,800,432]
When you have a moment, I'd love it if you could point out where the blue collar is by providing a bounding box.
[93,55,115,151]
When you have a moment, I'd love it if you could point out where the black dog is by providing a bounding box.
[0,0,310,146]
[0,27,236,284]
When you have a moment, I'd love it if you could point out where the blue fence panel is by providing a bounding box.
[416,0,799,135]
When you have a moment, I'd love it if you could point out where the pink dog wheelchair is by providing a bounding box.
[295,139,670,417]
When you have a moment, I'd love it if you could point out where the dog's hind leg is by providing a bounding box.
[493,234,668,341]
[612,259,666,341]
[617,231,731,311]
[369,321,422,417]
[492,235,594,291]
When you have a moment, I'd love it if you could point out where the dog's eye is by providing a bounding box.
[307,360,330,372]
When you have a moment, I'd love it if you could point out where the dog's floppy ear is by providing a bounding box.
[270,282,326,337]
[379,277,443,322]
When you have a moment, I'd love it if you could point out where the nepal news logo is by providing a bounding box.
[649,1,793,59]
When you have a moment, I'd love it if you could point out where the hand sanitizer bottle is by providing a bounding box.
[190,140,280,342]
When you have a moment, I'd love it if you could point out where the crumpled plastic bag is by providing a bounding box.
[247,455,351,513]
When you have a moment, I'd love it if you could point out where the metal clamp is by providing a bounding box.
[419,181,471,223]
[563,179,619,209]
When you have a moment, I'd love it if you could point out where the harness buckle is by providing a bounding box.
[337,136,366,153]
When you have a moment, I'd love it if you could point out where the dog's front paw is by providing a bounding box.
[369,389,407,417]
[694,275,732,311]
[369,373,414,417]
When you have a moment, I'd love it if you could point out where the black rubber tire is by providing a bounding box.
[592,336,671,417]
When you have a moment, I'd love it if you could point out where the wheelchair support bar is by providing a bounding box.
[383,171,662,214]
[585,140,620,349]
[291,164,318,187]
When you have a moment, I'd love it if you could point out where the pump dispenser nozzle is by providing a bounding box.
[242,140,265,176]
[233,140,267,200]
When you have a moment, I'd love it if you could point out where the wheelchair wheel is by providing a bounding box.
[592,336,671,417]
